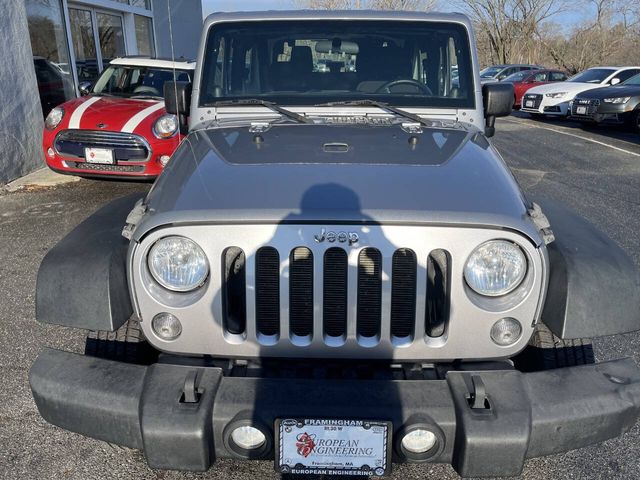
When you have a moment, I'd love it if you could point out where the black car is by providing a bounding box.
[570,72,640,131]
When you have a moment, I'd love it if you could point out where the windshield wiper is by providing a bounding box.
[317,99,431,127]
[211,99,312,124]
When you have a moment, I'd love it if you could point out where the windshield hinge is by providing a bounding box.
[400,122,423,134]
[122,198,147,240]
[249,121,272,133]
[528,202,555,245]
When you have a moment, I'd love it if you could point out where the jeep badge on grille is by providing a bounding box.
[314,228,359,246]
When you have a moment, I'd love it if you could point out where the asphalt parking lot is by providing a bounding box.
[1,112,639,479]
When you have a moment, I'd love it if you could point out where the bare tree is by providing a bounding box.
[453,0,566,65]
[539,0,640,73]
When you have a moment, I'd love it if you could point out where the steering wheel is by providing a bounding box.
[375,79,432,95]
[132,85,161,96]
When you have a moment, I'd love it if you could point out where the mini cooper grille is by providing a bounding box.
[223,246,451,342]
[64,162,145,173]
[55,129,150,162]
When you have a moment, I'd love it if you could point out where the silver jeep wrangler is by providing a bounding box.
[31,10,640,478]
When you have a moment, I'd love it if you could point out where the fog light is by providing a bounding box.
[490,318,522,346]
[47,148,55,158]
[159,155,171,166]
[401,429,438,454]
[152,312,182,340]
[231,425,266,450]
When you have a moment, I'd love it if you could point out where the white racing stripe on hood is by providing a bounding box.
[68,96,102,129]
[121,102,165,133]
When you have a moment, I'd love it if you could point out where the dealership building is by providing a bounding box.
[0,0,203,185]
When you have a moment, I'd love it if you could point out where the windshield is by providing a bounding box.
[480,66,503,78]
[200,20,474,109]
[503,71,529,82]
[623,73,640,86]
[93,65,193,98]
[568,68,615,84]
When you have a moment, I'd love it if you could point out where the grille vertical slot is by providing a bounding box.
[255,247,280,337]
[426,249,450,338]
[222,247,246,335]
[289,247,314,337]
[323,248,348,337]
[357,248,382,338]
[391,249,417,338]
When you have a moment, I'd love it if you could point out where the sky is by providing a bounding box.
[202,0,593,28]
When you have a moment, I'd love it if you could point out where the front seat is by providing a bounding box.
[270,45,314,91]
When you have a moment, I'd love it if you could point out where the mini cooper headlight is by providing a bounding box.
[45,107,64,130]
[464,240,527,296]
[153,114,179,139]
[603,97,631,104]
[148,236,209,292]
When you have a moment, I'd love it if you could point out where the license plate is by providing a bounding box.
[576,106,587,115]
[84,147,114,164]
[276,418,391,477]
[525,100,534,108]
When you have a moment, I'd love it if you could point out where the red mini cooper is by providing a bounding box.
[503,69,568,108]
[43,57,195,179]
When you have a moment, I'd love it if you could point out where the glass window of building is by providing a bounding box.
[69,8,100,83]
[25,0,76,117]
[130,0,151,8]
[96,12,126,66]
[135,15,155,56]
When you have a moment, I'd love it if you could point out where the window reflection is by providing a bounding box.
[69,8,99,83]
[135,15,155,56]
[97,13,126,66]
[25,0,75,117]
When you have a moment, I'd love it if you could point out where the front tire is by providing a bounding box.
[85,316,157,364]
[514,323,594,372]
[625,109,640,133]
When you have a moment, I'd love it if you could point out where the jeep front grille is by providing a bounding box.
[132,224,546,360]
[222,245,433,341]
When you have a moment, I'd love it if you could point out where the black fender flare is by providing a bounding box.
[36,194,144,331]
[538,199,640,339]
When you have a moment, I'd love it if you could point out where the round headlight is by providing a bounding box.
[45,107,64,130]
[153,114,179,139]
[148,236,209,292]
[464,240,527,296]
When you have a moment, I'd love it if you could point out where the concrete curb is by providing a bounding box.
[4,167,80,193]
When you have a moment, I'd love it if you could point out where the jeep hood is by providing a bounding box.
[138,124,540,243]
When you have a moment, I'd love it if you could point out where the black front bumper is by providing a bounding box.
[30,349,640,478]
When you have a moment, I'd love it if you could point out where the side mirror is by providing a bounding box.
[497,74,507,81]
[78,81,92,96]
[482,82,514,137]
[610,77,621,85]
[164,81,192,134]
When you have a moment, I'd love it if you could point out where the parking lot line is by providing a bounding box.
[502,117,640,158]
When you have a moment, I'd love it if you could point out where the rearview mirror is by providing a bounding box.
[482,82,514,137]
[164,81,192,134]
